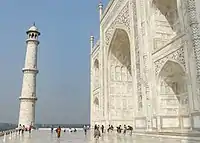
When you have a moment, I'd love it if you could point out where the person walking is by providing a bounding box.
[56,126,61,138]
[94,125,101,140]
[83,125,87,135]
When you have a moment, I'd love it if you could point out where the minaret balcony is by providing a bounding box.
[26,39,40,45]
[22,68,39,74]
[19,97,38,101]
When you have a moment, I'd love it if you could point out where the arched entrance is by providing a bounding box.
[107,28,133,126]
[158,60,189,128]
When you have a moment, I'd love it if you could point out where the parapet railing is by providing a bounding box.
[0,128,18,137]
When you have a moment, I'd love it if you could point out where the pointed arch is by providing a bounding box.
[157,60,188,116]
[106,28,133,126]
[152,0,180,33]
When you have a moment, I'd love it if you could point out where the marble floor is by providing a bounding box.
[0,130,198,143]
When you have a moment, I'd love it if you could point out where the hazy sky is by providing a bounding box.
[0,0,108,124]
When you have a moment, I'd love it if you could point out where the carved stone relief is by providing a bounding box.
[187,0,200,105]
[130,0,143,111]
[105,2,130,46]
[154,47,186,75]
[102,0,125,28]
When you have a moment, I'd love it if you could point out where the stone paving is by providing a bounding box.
[0,130,199,143]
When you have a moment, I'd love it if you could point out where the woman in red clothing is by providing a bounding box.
[56,126,61,138]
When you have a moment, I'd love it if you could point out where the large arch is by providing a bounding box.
[153,0,180,33]
[157,60,189,128]
[107,28,133,126]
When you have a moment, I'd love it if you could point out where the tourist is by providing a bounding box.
[107,125,110,133]
[94,124,97,132]
[111,125,114,131]
[21,125,25,134]
[18,124,22,134]
[117,125,122,133]
[55,126,61,138]
[28,125,32,133]
[94,125,101,140]
[127,125,133,135]
[51,127,53,133]
[83,125,87,135]
[123,125,127,134]
[101,125,104,133]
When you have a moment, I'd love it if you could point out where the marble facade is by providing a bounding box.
[90,0,200,132]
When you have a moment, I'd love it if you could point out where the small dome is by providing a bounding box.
[28,26,38,31]
[26,23,40,35]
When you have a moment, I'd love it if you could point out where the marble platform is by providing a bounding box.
[0,130,199,143]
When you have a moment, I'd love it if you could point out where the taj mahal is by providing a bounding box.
[90,0,200,132]
[2,0,200,142]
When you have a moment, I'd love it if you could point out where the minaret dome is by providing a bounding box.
[26,23,40,40]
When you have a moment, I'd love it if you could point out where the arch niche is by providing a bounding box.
[93,59,100,121]
[153,0,180,33]
[158,60,189,120]
[94,59,100,89]
[107,28,133,126]
[152,0,182,51]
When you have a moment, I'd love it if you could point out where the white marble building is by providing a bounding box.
[90,0,200,132]
[18,24,40,127]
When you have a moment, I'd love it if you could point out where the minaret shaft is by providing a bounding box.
[18,25,40,128]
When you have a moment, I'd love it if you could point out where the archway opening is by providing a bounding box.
[92,59,100,122]
[153,0,180,33]
[152,0,181,51]
[158,60,188,116]
[93,96,100,121]
[108,28,133,126]
[94,59,100,89]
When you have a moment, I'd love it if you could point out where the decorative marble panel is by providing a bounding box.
[130,0,143,111]
[105,2,130,46]
[162,117,179,128]
[182,117,191,128]
[152,118,157,128]
[154,47,185,75]
[193,116,200,128]
[135,119,146,128]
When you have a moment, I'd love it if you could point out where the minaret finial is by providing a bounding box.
[33,22,36,26]
[98,1,103,21]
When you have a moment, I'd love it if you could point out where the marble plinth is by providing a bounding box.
[0,130,199,143]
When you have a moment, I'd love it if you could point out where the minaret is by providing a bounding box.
[90,35,94,54]
[18,23,40,127]
[98,1,103,21]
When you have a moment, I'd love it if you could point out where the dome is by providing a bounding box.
[28,26,38,31]
[26,23,40,35]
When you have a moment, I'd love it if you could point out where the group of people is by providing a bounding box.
[116,125,133,134]
[18,124,32,134]
[93,124,133,136]
[51,124,133,139]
